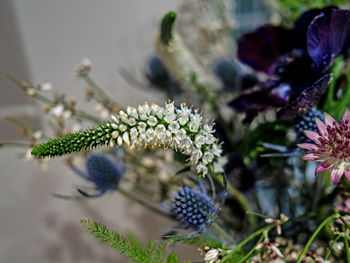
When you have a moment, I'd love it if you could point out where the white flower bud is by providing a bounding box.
[111,131,119,139]
[122,132,130,145]
[147,116,158,127]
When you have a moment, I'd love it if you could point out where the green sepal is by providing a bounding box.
[160,11,176,45]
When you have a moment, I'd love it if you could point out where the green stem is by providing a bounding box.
[343,225,350,263]
[296,213,339,263]
[80,74,119,108]
[117,188,171,220]
[238,234,264,263]
[6,74,101,124]
[207,173,216,200]
[339,215,350,231]
[6,116,35,132]
[246,211,268,219]
[210,222,235,243]
[214,173,256,228]
[73,109,101,124]
[325,234,342,260]
[221,224,276,262]
[0,141,30,148]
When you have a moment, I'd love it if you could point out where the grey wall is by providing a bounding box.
[0,1,203,262]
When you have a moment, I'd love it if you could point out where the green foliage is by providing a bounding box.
[323,57,350,120]
[31,123,111,158]
[164,234,223,249]
[237,122,289,162]
[166,252,179,263]
[81,219,179,263]
[160,11,176,45]
[273,0,350,26]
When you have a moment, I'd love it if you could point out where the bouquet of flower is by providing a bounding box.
[2,0,350,262]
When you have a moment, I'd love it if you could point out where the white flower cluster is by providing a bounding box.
[104,101,225,176]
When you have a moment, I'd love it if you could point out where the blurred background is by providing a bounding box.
[0,0,269,262]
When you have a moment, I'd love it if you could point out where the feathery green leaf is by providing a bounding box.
[81,219,175,263]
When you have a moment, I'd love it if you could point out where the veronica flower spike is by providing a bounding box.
[31,101,225,177]
[298,109,350,184]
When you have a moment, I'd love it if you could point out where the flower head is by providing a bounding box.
[229,6,350,124]
[74,154,124,197]
[298,109,350,184]
[294,108,324,143]
[170,186,215,230]
[32,101,225,177]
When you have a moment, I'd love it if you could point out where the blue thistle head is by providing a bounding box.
[79,154,123,197]
[294,108,323,143]
[171,186,216,230]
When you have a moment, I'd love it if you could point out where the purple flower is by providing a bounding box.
[230,6,350,124]
[297,109,350,184]
[69,153,124,197]
[171,186,216,230]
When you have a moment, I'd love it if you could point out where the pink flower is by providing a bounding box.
[298,109,350,184]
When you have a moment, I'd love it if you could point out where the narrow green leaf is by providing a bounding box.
[160,11,176,45]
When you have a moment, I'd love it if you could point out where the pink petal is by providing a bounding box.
[304,130,320,143]
[345,197,350,209]
[315,163,333,174]
[315,118,328,136]
[303,153,320,161]
[344,170,350,182]
[324,112,338,127]
[342,108,350,123]
[297,143,319,152]
[330,166,344,184]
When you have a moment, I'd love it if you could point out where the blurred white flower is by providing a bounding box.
[50,104,64,117]
[39,82,52,91]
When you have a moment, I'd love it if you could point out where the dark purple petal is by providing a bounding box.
[277,74,331,120]
[307,9,350,71]
[228,83,287,125]
[294,6,337,49]
[238,25,296,73]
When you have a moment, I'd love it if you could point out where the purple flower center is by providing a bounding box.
[319,120,350,159]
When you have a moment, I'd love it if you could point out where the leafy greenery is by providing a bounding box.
[237,121,289,163]
[166,252,179,263]
[81,219,179,263]
[323,57,350,120]
[273,0,350,26]
[163,234,224,249]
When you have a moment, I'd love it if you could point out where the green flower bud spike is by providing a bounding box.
[32,101,226,177]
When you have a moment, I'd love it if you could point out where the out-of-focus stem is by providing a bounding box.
[238,234,264,263]
[214,173,257,228]
[221,223,277,262]
[296,213,339,263]
[79,74,120,110]
[0,141,30,148]
[6,74,101,124]
[343,225,350,263]
[325,234,342,259]
[211,222,235,243]
[118,188,171,219]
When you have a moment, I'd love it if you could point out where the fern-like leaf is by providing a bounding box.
[81,219,174,263]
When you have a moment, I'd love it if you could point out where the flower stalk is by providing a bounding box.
[31,101,226,177]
